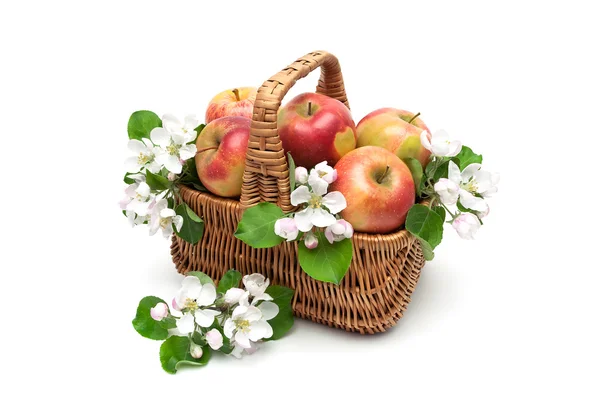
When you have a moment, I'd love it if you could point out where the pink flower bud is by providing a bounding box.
[274,218,299,241]
[295,167,308,184]
[324,219,354,244]
[452,212,481,240]
[167,172,177,181]
[303,232,319,249]
[206,329,224,350]
[190,342,204,359]
[150,302,169,321]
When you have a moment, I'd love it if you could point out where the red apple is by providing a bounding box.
[356,108,431,167]
[277,93,356,169]
[195,116,250,197]
[330,146,415,233]
[205,87,257,123]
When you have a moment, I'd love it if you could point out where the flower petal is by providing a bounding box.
[447,140,462,157]
[125,157,142,173]
[257,301,279,320]
[310,208,337,228]
[194,309,220,327]
[161,114,181,132]
[128,139,147,154]
[196,283,217,306]
[235,331,251,349]
[164,155,183,174]
[181,276,203,300]
[291,185,311,206]
[172,215,183,232]
[224,319,235,338]
[322,191,347,214]
[224,288,246,304]
[184,115,199,131]
[179,144,196,160]
[176,313,195,334]
[459,189,488,212]
[461,163,482,182]
[294,208,315,232]
[248,320,273,341]
[150,127,170,147]
[308,173,328,196]
[420,130,432,151]
[447,161,461,184]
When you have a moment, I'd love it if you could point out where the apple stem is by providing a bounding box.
[408,112,421,124]
[377,165,390,184]
[232,88,240,102]
[196,146,219,154]
[308,102,312,116]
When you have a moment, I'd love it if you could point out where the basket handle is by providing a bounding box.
[239,51,350,212]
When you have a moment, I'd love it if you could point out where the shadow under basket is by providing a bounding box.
[170,50,426,334]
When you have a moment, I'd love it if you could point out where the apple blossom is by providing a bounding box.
[295,167,308,185]
[447,161,499,212]
[452,212,481,239]
[308,161,338,195]
[126,211,147,227]
[291,185,347,232]
[420,129,462,157]
[434,178,460,205]
[206,329,224,350]
[324,219,354,244]
[151,114,198,174]
[230,341,258,359]
[223,305,273,349]
[148,199,183,238]
[274,218,299,241]
[150,302,169,321]
[242,273,271,300]
[125,138,162,173]
[121,182,153,216]
[173,276,221,330]
[190,342,204,359]
[303,231,318,249]
[224,287,246,305]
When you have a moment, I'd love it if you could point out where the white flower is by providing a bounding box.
[173,276,221,332]
[126,211,147,227]
[121,182,153,216]
[291,186,347,232]
[190,342,204,359]
[151,114,199,174]
[242,274,271,301]
[124,138,161,173]
[476,204,490,219]
[295,167,308,185]
[223,306,273,349]
[420,130,462,157]
[303,231,318,249]
[324,219,354,244]
[434,178,460,205]
[148,199,183,238]
[308,161,338,195]
[205,329,223,350]
[452,212,481,239]
[447,161,499,212]
[167,172,177,181]
[224,288,246,305]
[274,218,299,241]
[150,302,169,321]
[230,341,258,359]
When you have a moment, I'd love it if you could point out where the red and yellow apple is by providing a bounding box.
[195,116,250,197]
[277,93,356,169]
[205,87,257,123]
[356,108,431,167]
[330,146,415,233]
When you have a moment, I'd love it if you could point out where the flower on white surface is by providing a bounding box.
[324,219,354,244]
[173,276,221,332]
[452,212,481,240]
[295,167,308,185]
[434,178,460,205]
[148,199,183,238]
[190,342,204,359]
[150,302,169,321]
[447,161,499,212]
[121,182,153,216]
[223,305,273,349]
[303,231,319,249]
[151,114,199,174]
[291,186,347,232]
[205,329,224,350]
[274,218,299,241]
[125,138,161,173]
[308,161,337,195]
[420,130,462,157]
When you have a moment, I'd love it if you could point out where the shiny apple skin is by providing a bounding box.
[205,87,257,123]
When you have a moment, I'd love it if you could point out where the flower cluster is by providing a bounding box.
[150,273,279,359]
[421,130,499,239]
[274,161,353,248]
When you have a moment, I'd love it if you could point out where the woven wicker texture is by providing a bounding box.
[171,51,425,333]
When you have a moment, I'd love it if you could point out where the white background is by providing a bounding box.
[2,1,599,398]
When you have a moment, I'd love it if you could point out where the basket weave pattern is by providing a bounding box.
[171,51,425,334]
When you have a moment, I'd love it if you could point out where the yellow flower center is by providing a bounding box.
[308,193,323,208]
[235,319,251,333]
[160,217,172,229]
[184,298,198,311]
[461,178,479,193]
[318,170,327,178]
[166,140,181,156]
[137,153,150,165]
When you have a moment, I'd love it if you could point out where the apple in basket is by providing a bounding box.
[330,146,415,233]
[205,87,257,123]
[277,92,357,169]
[195,116,251,197]
[356,108,431,167]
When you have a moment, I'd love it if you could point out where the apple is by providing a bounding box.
[205,87,257,123]
[356,108,431,167]
[330,146,415,233]
[277,92,357,169]
[195,116,251,197]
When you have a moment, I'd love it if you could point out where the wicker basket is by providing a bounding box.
[171,50,425,334]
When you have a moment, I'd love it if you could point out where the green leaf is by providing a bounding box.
[194,123,206,136]
[419,239,435,261]
[128,110,162,141]
[402,157,423,196]
[287,152,296,189]
[234,202,285,248]
[186,271,214,286]
[175,203,205,244]
[264,285,295,340]
[433,205,446,222]
[453,146,482,170]
[217,270,242,294]
[132,296,172,340]
[146,170,170,191]
[179,159,209,192]
[406,204,444,250]
[159,336,211,374]
[298,231,353,284]
[123,173,137,185]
